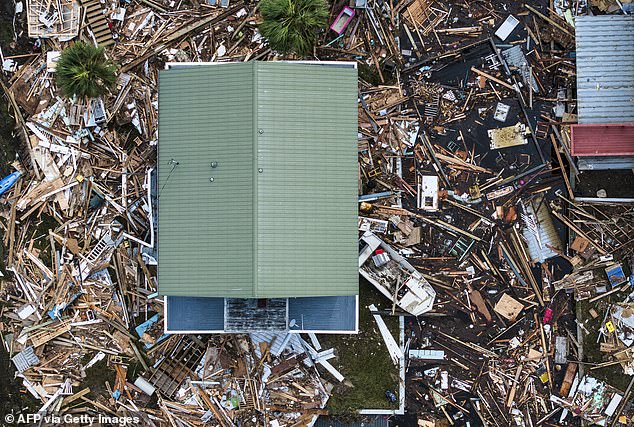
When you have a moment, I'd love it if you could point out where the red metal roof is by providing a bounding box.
[571,123,634,156]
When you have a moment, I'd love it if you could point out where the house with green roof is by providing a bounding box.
[158,61,359,333]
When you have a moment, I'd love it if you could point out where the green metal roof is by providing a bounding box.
[158,62,358,298]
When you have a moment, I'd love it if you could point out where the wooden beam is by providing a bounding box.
[525,4,574,37]
[470,67,516,91]
[369,304,402,365]
[550,134,574,199]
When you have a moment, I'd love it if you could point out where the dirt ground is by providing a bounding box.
[574,170,634,199]
[0,2,38,418]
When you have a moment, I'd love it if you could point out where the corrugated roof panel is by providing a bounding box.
[250,332,304,357]
[314,415,390,427]
[578,155,634,170]
[521,196,562,264]
[159,62,358,299]
[571,123,634,156]
[158,64,255,297]
[165,296,224,332]
[255,63,359,297]
[165,296,356,333]
[288,296,357,331]
[575,15,634,124]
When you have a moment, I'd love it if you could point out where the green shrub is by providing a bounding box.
[55,42,116,99]
[259,0,328,57]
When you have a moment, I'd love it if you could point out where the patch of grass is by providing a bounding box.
[0,20,13,46]
[319,279,400,417]
[0,84,18,177]
[577,298,631,391]
[0,300,38,414]
[0,81,19,277]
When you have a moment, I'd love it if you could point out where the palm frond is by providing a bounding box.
[55,42,117,99]
[259,0,328,56]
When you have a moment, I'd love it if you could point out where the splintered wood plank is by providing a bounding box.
[369,304,402,365]
[29,320,72,348]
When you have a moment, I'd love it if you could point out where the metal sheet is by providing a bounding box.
[158,64,255,298]
[159,62,358,298]
[288,296,357,332]
[165,296,224,332]
[314,416,389,427]
[250,331,304,357]
[521,196,562,264]
[571,123,634,156]
[575,16,634,125]
[577,156,634,170]
[255,62,359,298]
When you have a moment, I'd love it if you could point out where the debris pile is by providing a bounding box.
[348,0,634,425]
[2,0,364,422]
[1,0,633,425]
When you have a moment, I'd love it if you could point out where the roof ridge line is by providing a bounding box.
[252,61,259,299]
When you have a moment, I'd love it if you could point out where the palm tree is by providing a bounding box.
[259,0,328,57]
[55,42,117,99]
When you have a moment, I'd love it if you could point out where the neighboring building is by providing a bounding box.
[27,0,80,39]
[573,15,634,170]
[571,123,634,158]
[158,62,359,333]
